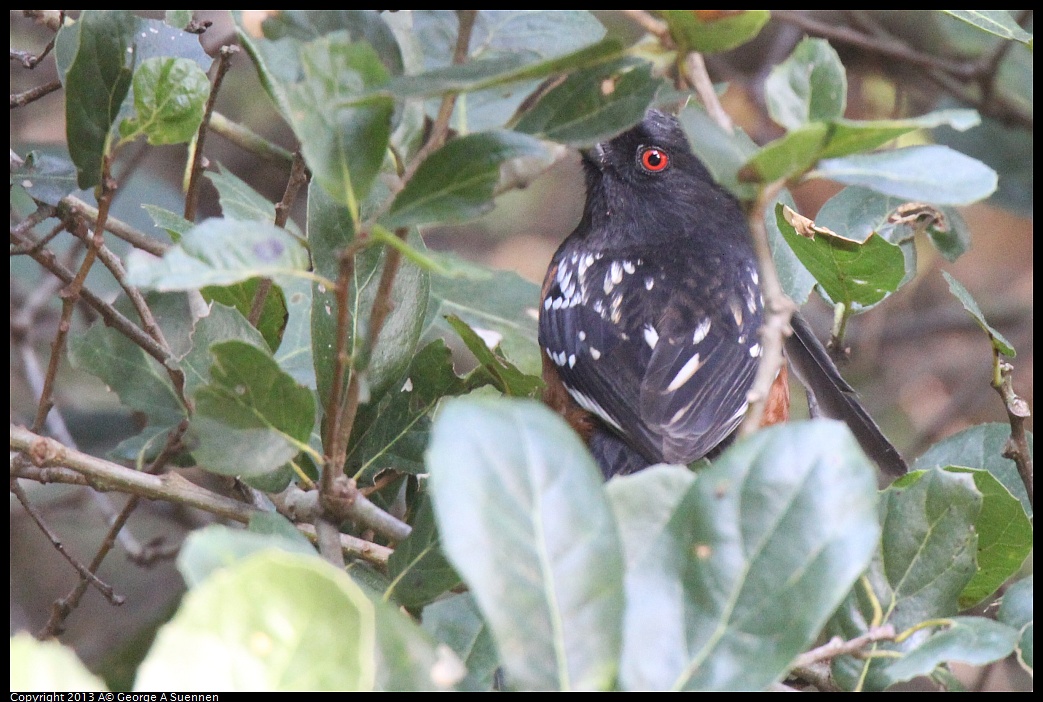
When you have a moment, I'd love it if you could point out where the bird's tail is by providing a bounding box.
[785,312,908,476]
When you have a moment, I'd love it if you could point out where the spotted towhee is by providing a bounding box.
[539,109,908,478]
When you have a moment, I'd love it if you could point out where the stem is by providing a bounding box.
[184,45,239,222]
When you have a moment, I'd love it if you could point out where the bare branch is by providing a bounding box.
[185,45,239,222]
[993,359,1033,507]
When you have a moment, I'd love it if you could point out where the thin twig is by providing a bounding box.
[793,626,897,668]
[185,45,239,222]
[993,359,1033,507]
[10,78,62,108]
[621,10,669,38]
[208,111,294,164]
[57,196,170,256]
[682,52,733,132]
[10,228,170,364]
[315,518,347,567]
[10,479,123,606]
[248,150,309,326]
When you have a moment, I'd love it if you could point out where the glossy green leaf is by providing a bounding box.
[308,186,429,412]
[190,341,315,476]
[177,523,317,587]
[764,191,815,304]
[998,576,1033,673]
[765,37,846,130]
[68,323,186,426]
[369,594,463,692]
[10,633,107,692]
[830,468,982,691]
[260,10,404,77]
[201,278,287,353]
[775,203,905,310]
[915,423,1032,518]
[143,203,192,242]
[164,10,192,29]
[384,131,561,228]
[678,103,759,200]
[207,166,302,236]
[659,10,769,54]
[10,150,78,206]
[411,10,610,131]
[55,10,138,189]
[942,271,1016,357]
[741,124,828,182]
[387,494,461,607]
[883,616,1019,684]
[613,421,879,691]
[427,397,624,691]
[134,17,212,70]
[941,10,1033,45]
[422,593,500,692]
[820,109,981,159]
[946,467,1032,608]
[424,263,543,376]
[604,465,696,570]
[346,340,474,481]
[274,277,316,389]
[136,551,376,691]
[446,315,542,397]
[927,206,972,262]
[177,302,268,399]
[514,59,662,147]
[125,218,312,291]
[119,57,210,145]
[813,145,998,205]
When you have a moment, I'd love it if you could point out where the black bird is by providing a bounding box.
[538,109,907,478]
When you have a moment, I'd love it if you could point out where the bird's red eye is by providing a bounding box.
[639,147,669,173]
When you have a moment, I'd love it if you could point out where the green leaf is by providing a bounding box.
[765,37,846,130]
[260,10,404,77]
[741,124,829,182]
[514,59,662,147]
[164,10,193,29]
[424,263,543,376]
[177,523,317,587]
[346,340,474,481]
[820,109,981,159]
[386,494,461,607]
[915,423,1032,519]
[941,10,1033,45]
[813,145,998,205]
[274,277,317,389]
[10,150,78,206]
[883,616,1019,684]
[190,341,316,476]
[613,421,879,691]
[445,315,542,398]
[308,186,429,411]
[143,203,193,242]
[945,468,1032,608]
[285,34,393,214]
[177,302,268,400]
[998,576,1033,673]
[942,271,1016,357]
[384,131,561,228]
[766,190,816,304]
[927,206,972,262]
[830,468,982,691]
[201,279,288,353]
[55,10,138,189]
[207,165,303,236]
[427,397,624,691]
[118,57,210,145]
[604,465,696,570]
[68,323,186,426]
[659,10,769,54]
[134,17,212,71]
[125,218,312,291]
[775,203,905,310]
[678,104,759,200]
[411,10,610,132]
[422,593,500,692]
[10,633,107,692]
[136,551,376,691]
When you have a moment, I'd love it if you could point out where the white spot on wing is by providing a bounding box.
[645,277,654,290]
[667,353,703,391]
[590,347,601,360]
[692,318,711,344]
[568,354,576,368]
[623,260,636,274]
[750,343,762,358]
[567,387,623,433]
[578,331,586,341]
[610,261,624,284]
[643,324,659,349]
[730,298,744,327]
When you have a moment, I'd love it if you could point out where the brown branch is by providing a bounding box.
[31,161,119,433]
[10,479,123,607]
[11,228,170,365]
[793,625,896,668]
[993,358,1033,507]
[57,196,170,256]
[621,10,670,39]
[184,45,239,222]
[248,150,309,326]
[682,53,734,132]
[10,78,62,109]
